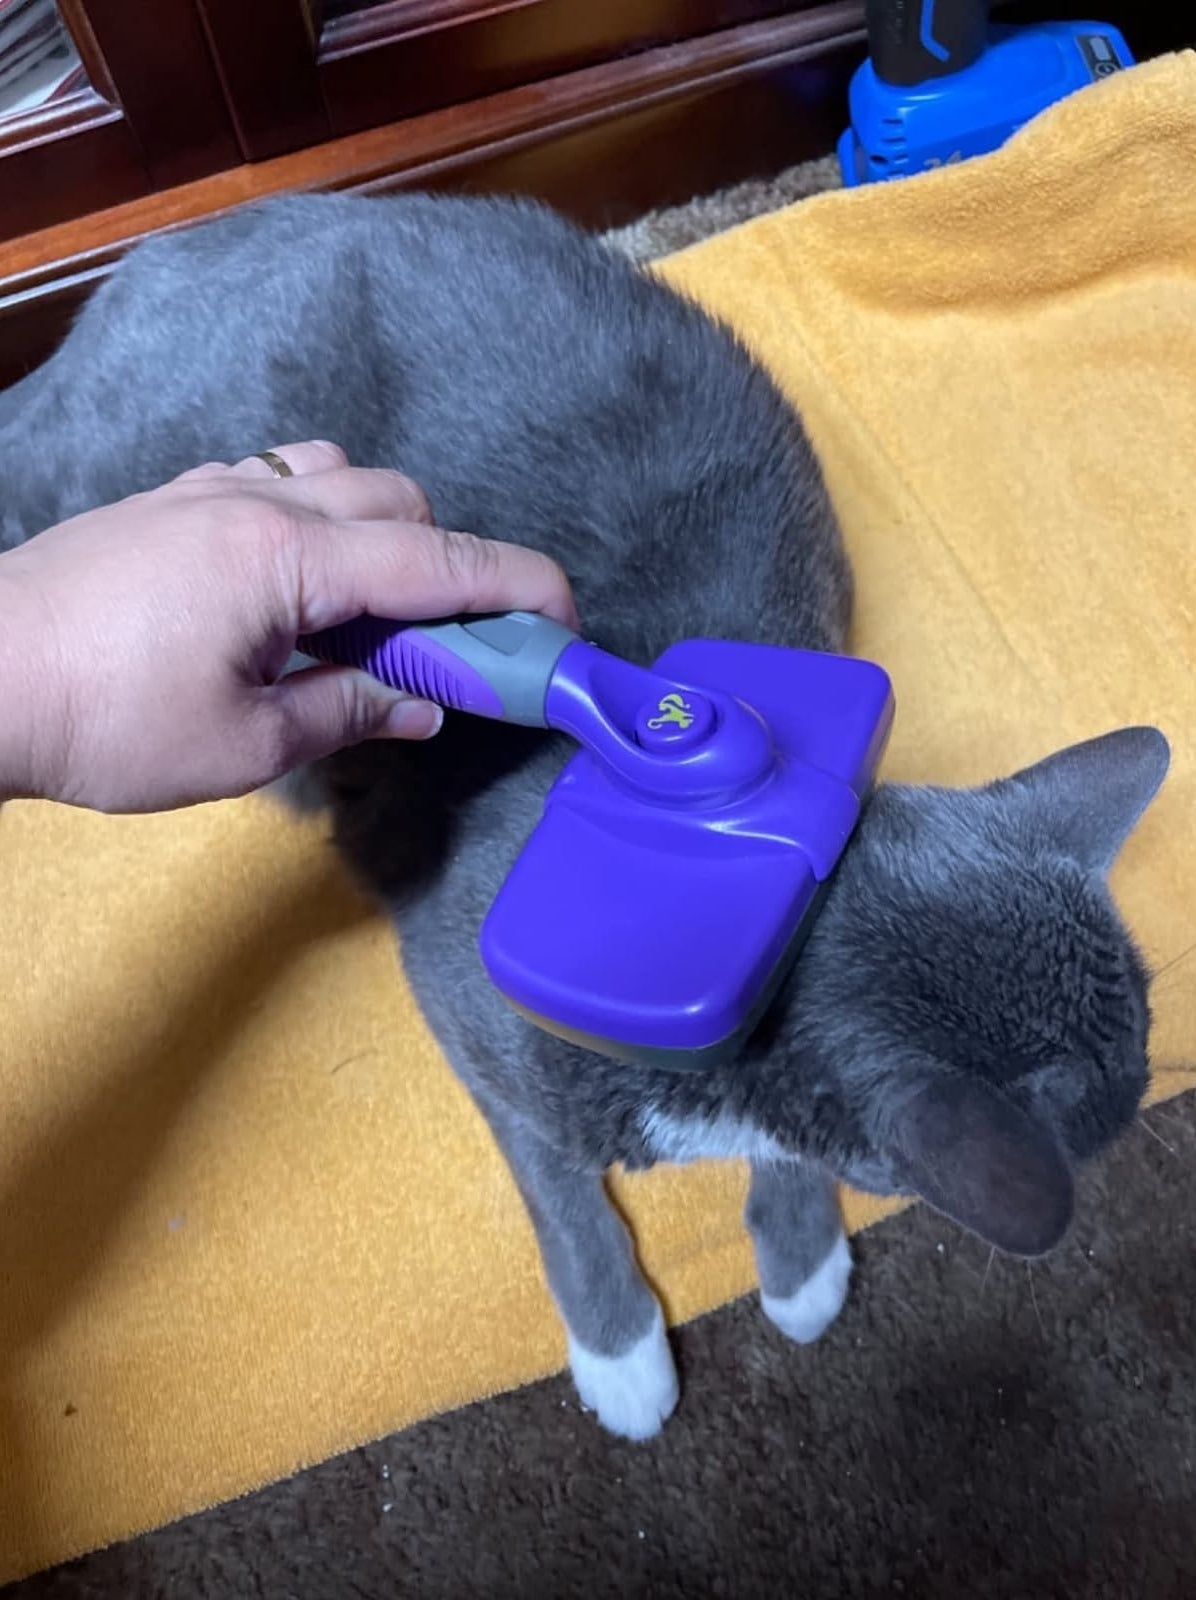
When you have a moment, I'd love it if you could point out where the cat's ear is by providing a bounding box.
[891,1075,1073,1257]
[1000,726,1169,874]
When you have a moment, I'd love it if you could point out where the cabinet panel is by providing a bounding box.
[198,0,819,156]
[317,0,811,136]
[0,0,240,244]
[196,0,329,159]
[81,0,240,186]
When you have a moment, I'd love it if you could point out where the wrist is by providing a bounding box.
[0,561,68,803]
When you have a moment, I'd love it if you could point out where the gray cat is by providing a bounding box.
[0,192,1169,1438]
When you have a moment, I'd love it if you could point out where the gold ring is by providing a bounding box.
[254,450,293,479]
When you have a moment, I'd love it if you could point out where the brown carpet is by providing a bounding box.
[601,156,843,262]
[7,160,1195,1600]
[8,1099,1193,1599]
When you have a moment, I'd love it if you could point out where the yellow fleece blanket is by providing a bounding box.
[2,51,1195,1582]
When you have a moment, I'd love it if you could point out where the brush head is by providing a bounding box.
[480,640,894,1069]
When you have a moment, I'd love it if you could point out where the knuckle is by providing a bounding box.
[327,672,380,740]
[539,551,570,592]
[305,439,349,470]
[248,499,305,552]
[269,672,387,772]
[389,471,434,523]
[174,460,231,485]
[439,529,495,597]
[367,467,432,524]
[261,709,304,783]
[265,680,340,770]
[231,500,308,579]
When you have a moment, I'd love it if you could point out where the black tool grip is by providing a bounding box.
[866,0,989,86]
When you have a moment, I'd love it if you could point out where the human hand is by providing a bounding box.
[0,440,577,812]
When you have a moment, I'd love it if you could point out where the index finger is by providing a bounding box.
[293,518,581,634]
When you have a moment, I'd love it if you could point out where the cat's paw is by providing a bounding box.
[761,1232,852,1344]
[567,1310,679,1441]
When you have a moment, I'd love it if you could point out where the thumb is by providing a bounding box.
[269,664,443,765]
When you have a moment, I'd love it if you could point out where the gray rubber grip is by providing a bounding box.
[297,609,579,726]
[422,611,578,725]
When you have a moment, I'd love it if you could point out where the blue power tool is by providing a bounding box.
[838,0,1135,185]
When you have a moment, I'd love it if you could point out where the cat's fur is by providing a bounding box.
[0,192,1169,1437]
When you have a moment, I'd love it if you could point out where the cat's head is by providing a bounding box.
[759,727,1170,1258]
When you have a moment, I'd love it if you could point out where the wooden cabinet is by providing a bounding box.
[0,1,872,385]
[198,1,829,156]
[0,1,847,243]
[0,0,240,240]
[0,0,1190,386]
[1,0,1189,241]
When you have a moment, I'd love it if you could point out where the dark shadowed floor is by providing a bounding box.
[7,163,1195,1600]
[9,1094,1193,1599]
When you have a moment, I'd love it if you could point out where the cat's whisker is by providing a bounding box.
[1025,1264,1046,1337]
[979,1245,996,1297]
[1139,1115,1178,1157]
[1148,1104,1189,1138]
[1149,937,1196,983]
[1148,969,1194,999]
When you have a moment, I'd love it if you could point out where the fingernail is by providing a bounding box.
[382,698,444,740]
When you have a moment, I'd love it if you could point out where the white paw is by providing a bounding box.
[567,1309,679,1441]
[761,1232,852,1344]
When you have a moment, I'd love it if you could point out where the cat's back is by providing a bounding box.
[4,190,845,662]
[4,191,768,518]
[7,190,637,469]
[66,189,721,421]
[102,189,635,341]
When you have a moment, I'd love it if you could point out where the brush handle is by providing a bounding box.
[300,609,776,800]
[298,611,577,726]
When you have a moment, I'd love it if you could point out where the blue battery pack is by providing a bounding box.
[838,20,1135,187]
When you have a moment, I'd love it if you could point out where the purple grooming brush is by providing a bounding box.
[300,611,894,1069]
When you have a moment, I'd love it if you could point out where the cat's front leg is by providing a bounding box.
[480,1095,678,1440]
[746,1157,852,1344]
